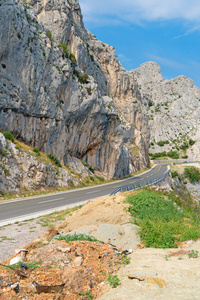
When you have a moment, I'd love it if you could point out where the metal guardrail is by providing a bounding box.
[110,167,170,195]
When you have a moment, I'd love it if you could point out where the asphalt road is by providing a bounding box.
[0,164,169,225]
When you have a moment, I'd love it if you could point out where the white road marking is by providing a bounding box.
[38,198,64,204]
[86,190,100,194]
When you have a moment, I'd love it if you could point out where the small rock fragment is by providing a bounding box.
[74,257,83,266]
[10,250,28,265]
[57,247,71,253]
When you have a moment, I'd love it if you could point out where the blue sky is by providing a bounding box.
[79,0,200,87]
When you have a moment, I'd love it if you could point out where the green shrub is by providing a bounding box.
[47,153,62,168]
[73,69,80,78]
[69,53,76,63]
[171,171,178,178]
[184,167,200,183]
[188,250,199,258]
[33,148,41,156]
[167,150,179,159]
[157,140,169,147]
[148,100,153,107]
[89,166,95,173]
[189,139,195,146]
[3,131,15,142]
[157,141,165,147]
[73,69,89,84]
[107,275,120,288]
[149,151,166,159]
[79,72,89,84]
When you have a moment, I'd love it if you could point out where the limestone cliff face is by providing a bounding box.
[0,0,149,178]
[131,62,200,160]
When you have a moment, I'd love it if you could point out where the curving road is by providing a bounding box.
[0,164,169,226]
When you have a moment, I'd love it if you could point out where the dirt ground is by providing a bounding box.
[1,192,200,299]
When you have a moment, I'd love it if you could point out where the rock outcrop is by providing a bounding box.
[131,61,200,159]
[0,132,93,194]
[0,0,149,179]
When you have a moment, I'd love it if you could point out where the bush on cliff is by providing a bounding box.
[3,131,15,143]
[47,153,62,168]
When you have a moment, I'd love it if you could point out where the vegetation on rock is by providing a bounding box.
[47,153,62,168]
[184,166,200,183]
[3,131,15,142]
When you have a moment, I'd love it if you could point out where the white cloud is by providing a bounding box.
[173,26,200,39]
[118,54,133,63]
[147,54,186,70]
[79,0,200,25]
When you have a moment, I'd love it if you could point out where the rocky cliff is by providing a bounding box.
[131,61,200,160]
[0,0,149,179]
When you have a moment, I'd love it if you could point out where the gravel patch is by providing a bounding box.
[0,219,47,262]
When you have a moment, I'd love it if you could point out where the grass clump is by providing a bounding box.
[11,261,41,269]
[78,290,94,299]
[46,30,52,41]
[126,189,200,248]
[184,166,200,183]
[96,175,104,182]
[55,233,98,243]
[37,206,82,228]
[119,256,131,265]
[58,41,69,58]
[1,149,7,156]
[3,131,15,142]
[73,69,89,84]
